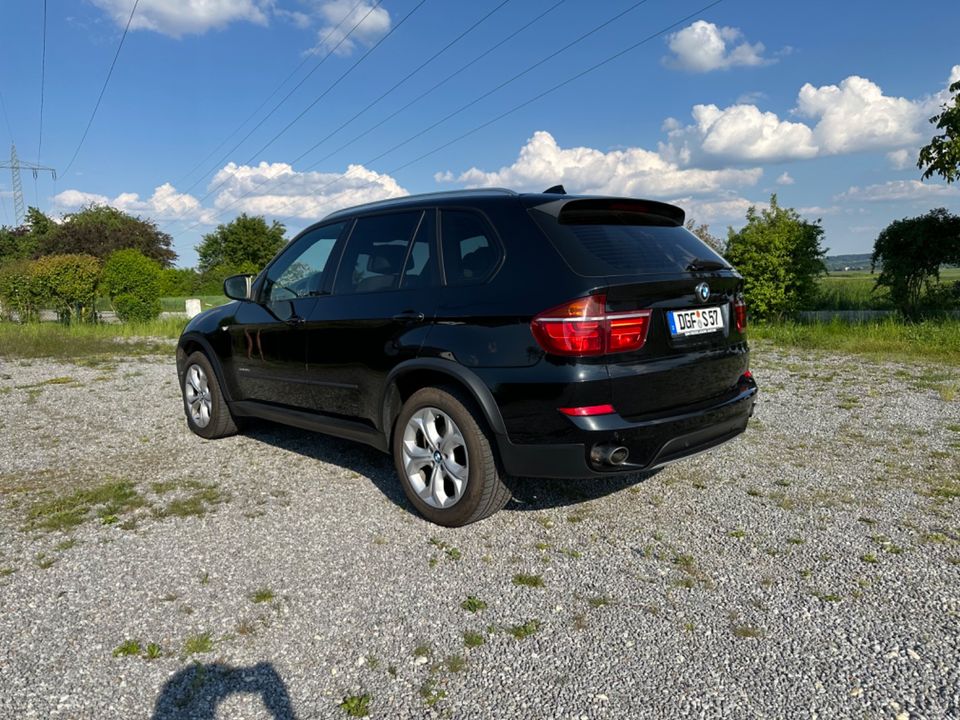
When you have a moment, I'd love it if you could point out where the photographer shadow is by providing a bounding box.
[152,662,296,720]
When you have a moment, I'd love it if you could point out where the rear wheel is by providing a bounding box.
[181,351,238,439]
[393,387,511,526]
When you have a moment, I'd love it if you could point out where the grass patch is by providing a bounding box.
[732,625,763,639]
[0,319,184,359]
[113,639,142,657]
[728,529,746,539]
[412,644,431,658]
[460,595,487,613]
[463,631,485,648]
[339,693,371,718]
[55,538,77,551]
[861,553,878,564]
[24,480,145,533]
[250,587,275,604]
[183,632,214,656]
[507,619,541,640]
[751,318,960,365]
[512,573,544,588]
[588,595,612,608]
[444,655,467,673]
[419,680,446,707]
[145,643,163,660]
[154,481,226,519]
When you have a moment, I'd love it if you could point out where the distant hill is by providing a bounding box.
[824,253,873,272]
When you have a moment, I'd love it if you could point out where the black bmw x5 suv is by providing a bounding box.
[177,188,757,526]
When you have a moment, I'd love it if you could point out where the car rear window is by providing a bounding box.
[530,202,728,277]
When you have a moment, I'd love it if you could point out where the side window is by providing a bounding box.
[440,210,501,286]
[334,211,422,295]
[400,210,438,289]
[263,222,346,303]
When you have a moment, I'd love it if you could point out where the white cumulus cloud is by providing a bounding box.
[663,21,773,72]
[662,65,960,166]
[310,0,391,56]
[439,131,762,199]
[662,104,818,166]
[775,172,795,185]
[90,0,273,37]
[796,75,926,155]
[210,161,407,219]
[835,180,960,203]
[52,183,216,223]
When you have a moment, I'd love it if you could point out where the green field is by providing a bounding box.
[814,268,960,311]
[159,295,228,312]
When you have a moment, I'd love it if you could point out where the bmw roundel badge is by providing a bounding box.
[695,282,710,303]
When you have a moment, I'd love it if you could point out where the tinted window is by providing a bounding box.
[531,206,728,277]
[263,222,346,302]
[334,211,422,295]
[440,210,500,286]
[400,210,438,289]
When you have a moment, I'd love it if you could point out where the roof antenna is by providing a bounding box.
[543,184,566,195]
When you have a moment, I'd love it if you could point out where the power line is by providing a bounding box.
[0,89,13,141]
[295,0,567,171]
[172,0,371,189]
[185,0,651,228]
[179,0,429,212]
[176,0,389,197]
[62,0,140,177]
[178,0,724,235]
[38,0,47,163]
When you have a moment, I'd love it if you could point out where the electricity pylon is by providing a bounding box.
[0,144,56,226]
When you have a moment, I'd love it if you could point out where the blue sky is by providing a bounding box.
[1,0,958,267]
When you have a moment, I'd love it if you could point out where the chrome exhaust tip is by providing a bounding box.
[591,444,630,466]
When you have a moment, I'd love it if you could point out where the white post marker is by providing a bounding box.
[185,298,202,318]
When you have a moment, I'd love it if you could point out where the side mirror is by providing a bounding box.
[224,274,254,301]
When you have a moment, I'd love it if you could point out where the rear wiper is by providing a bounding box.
[686,258,727,272]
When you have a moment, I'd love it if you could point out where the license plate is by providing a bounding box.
[668,306,724,337]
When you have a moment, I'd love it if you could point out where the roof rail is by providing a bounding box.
[322,188,517,219]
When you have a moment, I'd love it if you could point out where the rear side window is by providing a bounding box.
[531,204,728,277]
[440,210,501,286]
[334,211,422,294]
[400,210,438,289]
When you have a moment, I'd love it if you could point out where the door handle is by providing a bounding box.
[392,310,425,322]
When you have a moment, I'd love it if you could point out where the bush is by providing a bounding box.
[30,254,102,323]
[0,260,43,321]
[159,267,202,297]
[101,249,162,322]
[726,195,827,320]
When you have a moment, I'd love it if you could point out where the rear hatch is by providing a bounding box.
[528,197,749,419]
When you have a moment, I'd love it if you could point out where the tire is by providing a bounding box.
[393,386,511,527]
[181,351,239,439]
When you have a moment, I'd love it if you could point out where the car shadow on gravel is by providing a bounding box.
[243,421,660,517]
[152,662,296,719]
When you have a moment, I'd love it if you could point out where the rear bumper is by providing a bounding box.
[496,378,757,479]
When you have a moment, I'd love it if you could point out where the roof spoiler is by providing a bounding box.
[531,197,686,226]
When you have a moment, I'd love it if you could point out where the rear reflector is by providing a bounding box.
[531,294,652,357]
[558,404,616,417]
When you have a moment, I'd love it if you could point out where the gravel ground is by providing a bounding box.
[0,342,958,719]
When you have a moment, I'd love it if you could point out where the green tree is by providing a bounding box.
[871,208,960,318]
[685,218,725,255]
[197,214,286,275]
[725,195,827,320]
[918,79,960,184]
[0,207,53,263]
[158,267,202,297]
[37,205,176,267]
[30,254,102,323]
[100,249,163,322]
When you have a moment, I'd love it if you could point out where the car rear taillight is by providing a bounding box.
[734,298,747,333]
[558,404,616,416]
[531,294,652,357]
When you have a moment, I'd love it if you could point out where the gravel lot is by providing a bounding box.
[1,342,958,719]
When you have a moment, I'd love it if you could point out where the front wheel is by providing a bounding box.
[393,387,511,527]
[181,351,239,439]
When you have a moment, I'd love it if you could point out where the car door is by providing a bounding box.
[228,221,348,408]
[302,209,440,425]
